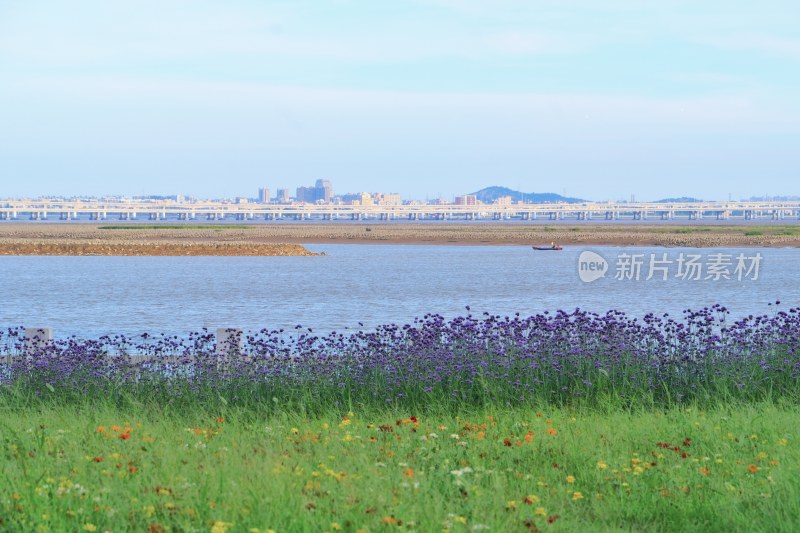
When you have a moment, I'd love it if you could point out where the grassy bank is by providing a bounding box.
[3,308,799,530]
[1,401,797,532]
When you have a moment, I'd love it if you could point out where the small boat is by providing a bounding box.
[532,245,563,251]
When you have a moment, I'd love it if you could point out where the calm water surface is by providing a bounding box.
[0,245,797,338]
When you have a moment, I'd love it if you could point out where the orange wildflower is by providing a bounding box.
[547,428,558,436]
[403,468,414,479]
[216,417,225,423]
[110,425,121,432]
[92,456,104,463]
[699,467,710,475]
[119,433,131,440]
[748,464,760,473]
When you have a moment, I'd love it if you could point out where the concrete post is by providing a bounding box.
[215,328,242,357]
[24,327,53,360]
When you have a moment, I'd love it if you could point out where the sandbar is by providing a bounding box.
[0,222,799,254]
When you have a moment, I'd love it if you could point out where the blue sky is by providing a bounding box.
[1,0,798,201]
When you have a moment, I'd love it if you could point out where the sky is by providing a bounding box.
[0,0,798,202]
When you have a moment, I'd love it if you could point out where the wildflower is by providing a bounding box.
[596,461,608,470]
[331,523,342,530]
[382,516,396,524]
[119,433,131,440]
[566,475,575,484]
[523,494,540,505]
[535,507,547,516]
[110,425,121,432]
[96,426,106,433]
[211,521,232,533]
[547,428,557,436]
[216,417,225,423]
[129,466,138,474]
[93,456,104,463]
[291,428,300,435]
[83,525,97,532]
[572,491,584,501]
[748,464,760,473]
[403,468,415,479]
[699,467,710,475]
[506,500,518,510]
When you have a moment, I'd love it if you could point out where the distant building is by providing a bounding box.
[296,179,334,204]
[277,189,290,203]
[258,187,270,204]
[296,186,314,203]
[235,197,249,204]
[316,179,333,203]
[454,195,478,206]
[374,193,402,205]
[493,196,513,205]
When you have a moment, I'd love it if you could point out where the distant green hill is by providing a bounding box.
[655,197,704,203]
[470,186,584,204]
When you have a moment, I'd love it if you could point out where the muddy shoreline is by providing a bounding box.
[0,222,799,254]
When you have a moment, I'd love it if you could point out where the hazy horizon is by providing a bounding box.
[1,1,798,201]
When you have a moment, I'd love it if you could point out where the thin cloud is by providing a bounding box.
[702,35,800,59]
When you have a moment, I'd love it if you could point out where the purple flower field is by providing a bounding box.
[3,304,799,410]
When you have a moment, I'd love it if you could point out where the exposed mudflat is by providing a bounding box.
[0,222,799,253]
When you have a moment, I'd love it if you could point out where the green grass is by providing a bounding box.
[645,225,800,236]
[98,225,252,230]
[1,400,798,532]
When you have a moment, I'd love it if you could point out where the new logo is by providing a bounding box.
[578,251,608,283]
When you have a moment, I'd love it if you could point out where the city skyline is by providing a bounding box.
[1,1,798,201]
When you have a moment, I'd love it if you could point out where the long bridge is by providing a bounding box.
[2,199,800,222]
